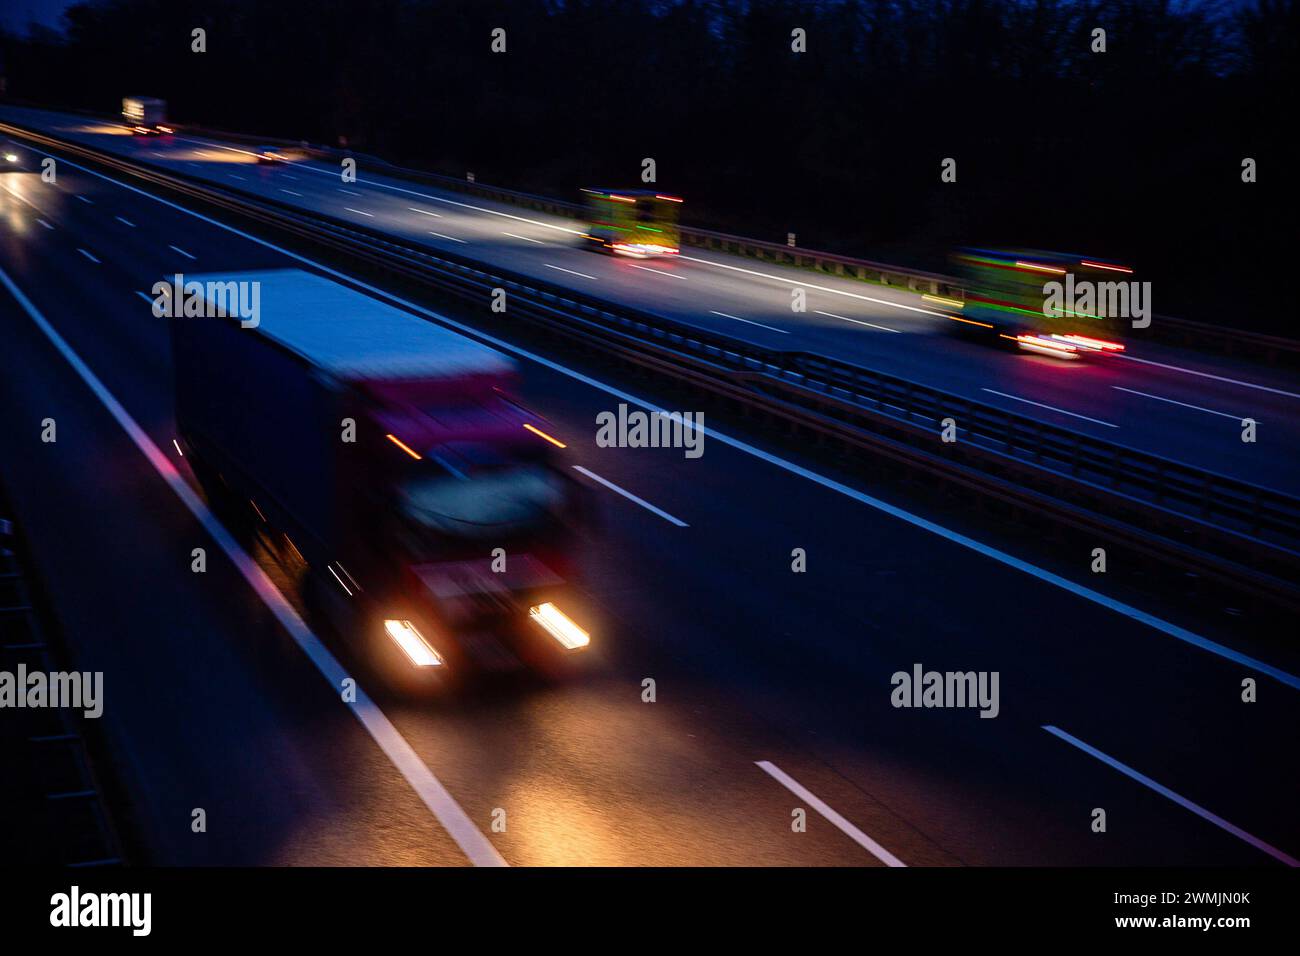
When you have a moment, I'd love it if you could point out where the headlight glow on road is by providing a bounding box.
[529,602,590,650]
[383,619,444,667]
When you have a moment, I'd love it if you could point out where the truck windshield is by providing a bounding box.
[396,442,567,540]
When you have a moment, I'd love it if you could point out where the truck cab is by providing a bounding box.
[169,269,594,689]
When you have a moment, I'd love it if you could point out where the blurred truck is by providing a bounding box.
[122,96,170,135]
[948,248,1128,359]
[581,188,682,257]
[170,269,592,685]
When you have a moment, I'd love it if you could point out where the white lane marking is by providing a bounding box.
[678,254,951,318]
[44,149,1300,692]
[981,388,1119,428]
[170,136,587,236]
[115,216,135,228]
[1116,354,1300,401]
[186,161,200,168]
[756,761,906,867]
[814,309,901,333]
[545,264,597,281]
[1113,386,1251,422]
[281,174,298,181]
[77,248,100,264]
[408,206,442,217]
[629,263,688,281]
[169,244,196,260]
[76,195,93,204]
[38,219,53,230]
[572,466,688,527]
[134,291,153,305]
[1043,725,1298,866]
[428,231,466,244]
[339,188,362,197]
[709,310,788,334]
[280,189,303,197]
[344,206,374,217]
[228,174,246,181]
[0,263,507,868]
[503,232,544,244]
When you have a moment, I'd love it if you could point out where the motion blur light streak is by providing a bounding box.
[386,433,423,460]
[528,603,590,650]
[383,620,444,667]
[523,423,567,448]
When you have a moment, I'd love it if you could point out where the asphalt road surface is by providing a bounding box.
[4,103,1299,498]
[1,118,1297,867]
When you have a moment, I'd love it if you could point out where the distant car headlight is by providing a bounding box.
[4,153,18,163]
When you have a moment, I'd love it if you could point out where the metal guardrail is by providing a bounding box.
[5,101,1294,360]
[5,120,1298,607]
[168,121,1297,362]
[0,489,123,866]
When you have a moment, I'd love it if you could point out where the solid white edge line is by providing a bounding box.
[34,146,1300,692]
[1116,354,1300,401]
[344,207,374,217]
[1042,725,1298,866]
[0,263,507,868]
[428,231,467,244]
[1113,385,1251,422]
[981,388,1119,428]
[755,761,906,867]
[572,466,688,527]
[173,133,589,235]
[678,253,950,318]
[503,232,544,244]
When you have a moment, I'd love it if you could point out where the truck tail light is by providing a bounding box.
[383,619,444,667]
[529,602,590,650]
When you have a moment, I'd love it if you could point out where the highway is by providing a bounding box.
[1,130,1298,867]
[3,103,1299,498]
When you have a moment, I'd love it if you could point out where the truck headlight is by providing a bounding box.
[383,619,443,667]
[529,602,590,650]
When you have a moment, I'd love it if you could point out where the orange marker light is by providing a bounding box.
[523,423,567,448]
[386,433,423,460]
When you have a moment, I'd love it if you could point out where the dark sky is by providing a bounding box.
[1,0,74,33]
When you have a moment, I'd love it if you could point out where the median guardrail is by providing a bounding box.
[5,119,1298,609]
[6,100,1294,361]
[169,120,1297,362]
